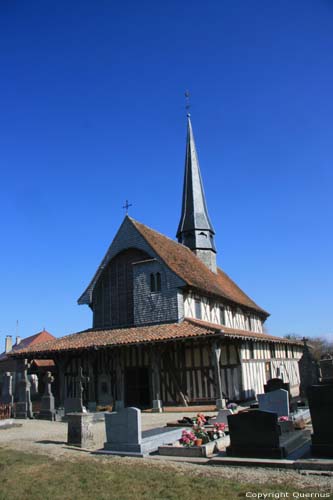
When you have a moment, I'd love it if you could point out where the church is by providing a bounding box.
[14,115,303,410]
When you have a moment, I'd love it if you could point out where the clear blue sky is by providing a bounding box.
[1,0,332,348]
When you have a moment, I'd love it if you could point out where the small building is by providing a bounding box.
[0,330,55,399]
[12,116,303,409]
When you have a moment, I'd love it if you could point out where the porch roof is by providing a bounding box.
[10,319,301,358]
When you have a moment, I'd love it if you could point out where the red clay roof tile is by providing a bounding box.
[130,218,269,316]
[11,319,299,358]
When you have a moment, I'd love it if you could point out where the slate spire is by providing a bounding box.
[177,115,217,272]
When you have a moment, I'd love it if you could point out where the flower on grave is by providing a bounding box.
[194,413,207,427]
[180,429,196,447]
[278,416,289,422]
[212,422,226,439]
[227,403,237,412]
[192,424,209,442]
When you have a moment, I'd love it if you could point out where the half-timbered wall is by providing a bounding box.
[58,338,302,408]
[241,341,303,399]
[183,291,264,333]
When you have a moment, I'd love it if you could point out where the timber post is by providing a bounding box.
[212,341,226,409]
[151,346,162,412]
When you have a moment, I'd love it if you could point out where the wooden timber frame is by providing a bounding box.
[38,336,244,409]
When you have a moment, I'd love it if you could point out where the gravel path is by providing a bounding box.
[0,415,332,492]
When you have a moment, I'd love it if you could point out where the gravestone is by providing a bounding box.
[258,389,289,417]
[67,413,95,448]
[64,367,89,415]
[319,358,333,383]
[39,371,56,421]
[308,384,333,457]
[226,410,308,459]
[15,360,33,419]
[103,407,185,456]
[264,378,290,395]
[298,338,320,396]
[215,409,232,426]
[0,372,13,407]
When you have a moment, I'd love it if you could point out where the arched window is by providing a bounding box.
[150,273,156,292]
[156,272,161,292]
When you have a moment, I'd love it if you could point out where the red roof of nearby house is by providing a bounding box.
[10,319,300,358]
[0,330,55,362]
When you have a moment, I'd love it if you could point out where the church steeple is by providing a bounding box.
[177,115,217,273]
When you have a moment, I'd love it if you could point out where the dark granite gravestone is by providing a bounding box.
[319,358,333,384]
[226,410,308,459]
[0,372,13,407]
[308,384,333,457]
[39,371,56,421]
[264,378,290,395]
[15,360,33,419]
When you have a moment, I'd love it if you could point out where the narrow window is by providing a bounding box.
[270,343,276,358]
[156,272,161,292]
[285,345,289,358]
[249,342,254,359]
[220,306,226,325]
[195,299,202,319]
[150,273,156,292]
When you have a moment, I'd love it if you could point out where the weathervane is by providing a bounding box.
[185,90,191,117]
[122,199,132,215]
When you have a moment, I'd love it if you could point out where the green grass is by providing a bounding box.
[0,448,330,500]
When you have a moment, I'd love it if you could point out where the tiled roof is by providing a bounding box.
[31,359,55,368]
[11,321,221,356]
[186,318,303,345]
[11,319,299,358]
[0,330,55,361]
[130,218,269,316]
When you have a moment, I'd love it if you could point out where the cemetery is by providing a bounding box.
[0,357,332,476]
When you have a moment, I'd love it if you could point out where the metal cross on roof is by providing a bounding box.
[123,199,132,214]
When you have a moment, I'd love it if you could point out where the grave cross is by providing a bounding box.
[43,371,54,396]
[76,366,90,398]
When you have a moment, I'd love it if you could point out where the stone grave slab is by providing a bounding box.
[258,389,289,417]
[226,409,309,459]
[103,407,185,456]
[308,384,333,457]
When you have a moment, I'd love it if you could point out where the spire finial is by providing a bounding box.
[185,90,191,117]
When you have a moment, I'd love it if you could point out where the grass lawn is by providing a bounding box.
[0,448,330,500]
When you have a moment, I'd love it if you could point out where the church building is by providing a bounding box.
[14,115,303,410]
